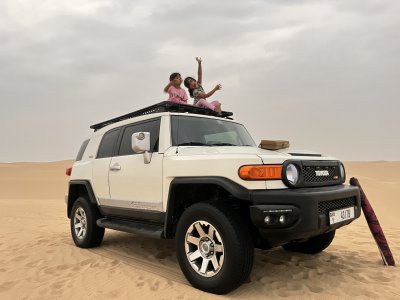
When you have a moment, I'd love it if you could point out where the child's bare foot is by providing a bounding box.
[215,103,222,113]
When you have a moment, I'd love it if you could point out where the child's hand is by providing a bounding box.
[215,84,222,90]
[196,57,202,64]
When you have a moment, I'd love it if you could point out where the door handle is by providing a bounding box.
[109,163,121,171]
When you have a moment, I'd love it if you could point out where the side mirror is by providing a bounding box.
[132,132,151,164]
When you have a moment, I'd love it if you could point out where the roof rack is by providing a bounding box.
[90,101,234,131]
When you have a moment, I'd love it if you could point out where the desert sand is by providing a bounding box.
[0,161,399,299]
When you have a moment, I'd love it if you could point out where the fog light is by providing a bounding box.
[279,215,286,224]
[264,215,271,224]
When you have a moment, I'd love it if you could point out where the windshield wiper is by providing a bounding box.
[208,142,237,146]
[177,142,210,146]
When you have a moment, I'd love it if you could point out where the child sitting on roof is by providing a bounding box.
[163,72,189,104]
[184,57,222,112]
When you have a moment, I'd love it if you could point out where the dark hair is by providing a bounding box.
[169,72,181,81]
[184,76,196,98]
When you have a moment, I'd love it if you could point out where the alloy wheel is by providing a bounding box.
[184,220,225,277]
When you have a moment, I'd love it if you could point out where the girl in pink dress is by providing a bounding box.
[163,72,188,104]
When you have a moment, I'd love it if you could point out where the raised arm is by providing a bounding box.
[163,81,173,93]
[194,84,222,99]
[196,57,202,85]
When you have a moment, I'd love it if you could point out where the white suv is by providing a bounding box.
[66,101,360,294]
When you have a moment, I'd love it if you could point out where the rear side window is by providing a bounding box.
[75,139,89,161]
[118,118,161,156]
[96,128,121,159]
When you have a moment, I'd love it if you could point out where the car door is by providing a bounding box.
[91,128,121,203]
[108,118,163,212]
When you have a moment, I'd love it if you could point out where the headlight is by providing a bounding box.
[286,163,299,185]
[339,162,346,182]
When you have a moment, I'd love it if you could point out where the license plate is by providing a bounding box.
[329,206,355,225]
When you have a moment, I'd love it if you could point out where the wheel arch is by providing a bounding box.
[67,180,98,218]
[164,177,252,238]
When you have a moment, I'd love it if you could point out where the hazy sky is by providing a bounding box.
[1,0,399,162]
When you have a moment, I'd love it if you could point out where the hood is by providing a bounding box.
[258,148,337,163]
[172,145,336,162]
[275,148,326,157]
[174,145,286,157]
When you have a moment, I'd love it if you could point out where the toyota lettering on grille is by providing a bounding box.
[315,170,329,176]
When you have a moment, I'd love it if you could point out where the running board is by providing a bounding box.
[96,218,164,238]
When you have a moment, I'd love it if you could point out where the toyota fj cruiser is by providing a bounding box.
[66,101,361,294]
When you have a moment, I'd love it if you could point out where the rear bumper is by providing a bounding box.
[249,185,361,247]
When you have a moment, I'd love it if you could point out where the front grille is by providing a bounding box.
[302,165,341,183]
[283,160,344,188]
[318,197,356,215]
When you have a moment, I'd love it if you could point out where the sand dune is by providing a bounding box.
[0,161,399,299]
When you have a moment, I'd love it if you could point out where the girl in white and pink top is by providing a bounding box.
[184,57,222,112]
[163,72,188,104]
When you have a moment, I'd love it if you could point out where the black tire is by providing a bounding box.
[175,202,254,295]
[70,197,104,248]
[282,230,336,254]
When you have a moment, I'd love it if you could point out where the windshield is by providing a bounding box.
[171,116,256,147]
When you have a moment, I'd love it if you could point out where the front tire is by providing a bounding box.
[70,197,104,248]
[176,202,254,294]
[282,230,336,254]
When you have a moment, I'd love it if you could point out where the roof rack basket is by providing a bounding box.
[90,101,233,131]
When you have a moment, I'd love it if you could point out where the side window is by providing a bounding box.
[118,118,161,156]
[75,139,89,161]
[96,128,120,159]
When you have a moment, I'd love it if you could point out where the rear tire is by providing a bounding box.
[70,197,104,248]
[176,202,254,294]
[282,230,335,254]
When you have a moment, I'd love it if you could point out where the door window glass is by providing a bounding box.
[96,128,120,158]
[118,118,161,156]
[75,139,89,161]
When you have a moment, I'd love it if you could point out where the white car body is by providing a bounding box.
[71,112,337,212]
[66,102,361,294]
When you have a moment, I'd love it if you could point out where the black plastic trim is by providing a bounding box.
[288,153,322,157]
[168,177,251,201]
[250,205,300,228]
[67,180,97,218]
[99,205,165,224]
[282,160,345,188]
[250,184,359,205]
[97,218,164,238]
[249,185,361,246]
[164,176,251,238]
[90,101,234,131]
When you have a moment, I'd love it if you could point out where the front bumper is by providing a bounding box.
[249,185,361,247]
